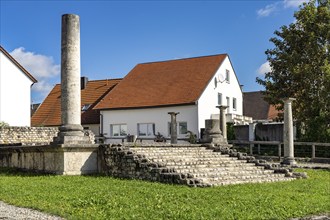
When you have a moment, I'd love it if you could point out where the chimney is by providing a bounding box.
[81,76,88,90]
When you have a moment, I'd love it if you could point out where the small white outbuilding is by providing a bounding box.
[0,46,37,126]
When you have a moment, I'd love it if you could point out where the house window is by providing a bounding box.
[168,122,188,135]
[226,97,230,108]
[233,98,237,111]
[110,124,127,137]
[138,123,155,136]
[218,93,222,105]
[179,122,188,135]
[82,104,91,112]
[225,69,230,83]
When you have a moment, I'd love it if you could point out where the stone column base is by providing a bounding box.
[201,136,227,145]
[0,144,100,175]
[51,124,93,145]
[52,135,92,145]
[282,157,297,166]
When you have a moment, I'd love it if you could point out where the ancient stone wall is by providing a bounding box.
[0,127,58,145]
[100,144,204,187]
[0,127,95,145]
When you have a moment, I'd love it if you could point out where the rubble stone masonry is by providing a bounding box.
[0,127,95,146]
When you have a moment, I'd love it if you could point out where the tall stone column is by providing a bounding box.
[53,14,90,145]
[168,112,179,144]
[282,98,296,165]
[217,105,228,142]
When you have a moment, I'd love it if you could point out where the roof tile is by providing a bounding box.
[31,79,121,126]
[94,54,227,110]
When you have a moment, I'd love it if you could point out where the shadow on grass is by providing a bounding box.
[0,167,107,178]
[0,167,56,177]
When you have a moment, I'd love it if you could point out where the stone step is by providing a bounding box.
[151,160,248,167]
[202,176,294,186]
[168,165,266,174]
[127,146,293,187]
[132,149,223,156]
[199,173,287,182]
[131,148,217,154]
[132,147,207,151]
[146,155,235,162]
[183,170,277,178]
[133,151,226,157]
[151,159,250,166]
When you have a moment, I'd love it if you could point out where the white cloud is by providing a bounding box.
[257,0,309,17]
[283,0,309,8]
[257,61,272,75]
[10,47,60,79]
[257,3,279,17]
[10,47,60,103]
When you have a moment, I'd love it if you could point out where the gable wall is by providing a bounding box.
[0,51,33,126]
[197,56,243,130]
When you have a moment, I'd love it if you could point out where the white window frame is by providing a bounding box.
[168,121,188,136]
[225,69,230,83]
[218,93,222,105]
[226,97,230,109]
[233,98,237,111]
[138,123,155,137]
[110,124,127,137]
[178,122,188,135]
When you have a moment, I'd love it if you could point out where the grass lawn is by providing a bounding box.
[0,168,329,220]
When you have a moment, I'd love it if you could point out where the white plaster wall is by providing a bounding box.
[83,124,100,136]
[0,51,33,126]
[101,105,198,142]
[197,56,243,131]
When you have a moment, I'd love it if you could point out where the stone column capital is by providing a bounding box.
[216,105,228,110]
[282,97,296,103]
[168,112,180,116]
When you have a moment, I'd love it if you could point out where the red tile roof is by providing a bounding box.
[94,54,227,110]
[0,46,37,83]
[31,79,121,126]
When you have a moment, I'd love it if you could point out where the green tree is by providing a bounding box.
[256,0,330,142]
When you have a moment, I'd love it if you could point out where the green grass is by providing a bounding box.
[0,168,329,220]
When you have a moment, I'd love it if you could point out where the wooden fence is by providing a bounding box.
[229,140,330,159]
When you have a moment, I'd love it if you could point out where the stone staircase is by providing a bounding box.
[129,146,294,186]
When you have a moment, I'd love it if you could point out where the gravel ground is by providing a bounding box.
[0,201,64,220]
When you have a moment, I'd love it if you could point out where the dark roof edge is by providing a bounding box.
[0,46,38,83]
[98,102,196,111]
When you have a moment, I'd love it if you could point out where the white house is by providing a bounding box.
[94,54,244,142]
[0,46,37,126]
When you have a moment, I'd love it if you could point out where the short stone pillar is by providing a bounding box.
[216,105,228,142]
[248,122,257,155]
[202,119,226,144]
[282,98,296,165]
[168,112,179,144]
[53,14,91,145]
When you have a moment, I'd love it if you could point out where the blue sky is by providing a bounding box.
[0,0,308,103]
